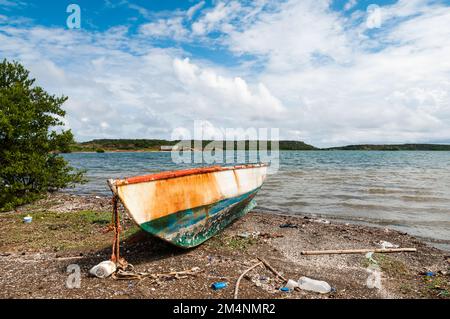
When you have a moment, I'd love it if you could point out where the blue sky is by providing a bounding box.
[1,0,403,60]
[2,0,401,29]
[1,0,450,146]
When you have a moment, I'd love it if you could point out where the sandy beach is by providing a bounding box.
[0,193,448,299]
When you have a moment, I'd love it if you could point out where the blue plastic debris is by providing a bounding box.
[211,282,228,290]
[425,271,436,277]
[279,287,290,292]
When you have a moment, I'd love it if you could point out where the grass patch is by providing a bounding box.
[370,253,408,277]
[0,210,137,253]
[207,234,257,251]
[122,224,140,239]
[422,276,450,298]
[79,210,111,225]
[226,236,257,250]
[360,253,409,279]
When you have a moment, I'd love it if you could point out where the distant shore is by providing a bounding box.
[67,149,450,153]
[69,150,164,153]
[0,193,448,299]
[67,139,450,153]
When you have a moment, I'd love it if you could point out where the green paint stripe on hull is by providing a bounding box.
[140,188,259,248]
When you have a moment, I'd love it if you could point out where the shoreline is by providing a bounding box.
[253,209,450,253]
[57,192,450,253]
[0,193,448,299]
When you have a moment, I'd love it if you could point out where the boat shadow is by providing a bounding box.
[88,230,191,267]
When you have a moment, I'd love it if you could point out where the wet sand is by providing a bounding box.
[0,193,448,299]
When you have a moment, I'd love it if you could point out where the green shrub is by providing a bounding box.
[0,59,85,211]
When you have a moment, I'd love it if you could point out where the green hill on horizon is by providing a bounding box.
[70,139,317,152]
[324,143,450,151]
[67,139,450,152]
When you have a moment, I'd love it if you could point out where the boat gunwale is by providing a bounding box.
[110,163,268,187]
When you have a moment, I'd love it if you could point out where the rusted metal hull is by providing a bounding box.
[108,164,268,248]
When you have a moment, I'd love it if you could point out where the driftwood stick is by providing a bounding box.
[301,248,417,255]
[257,257,288,282]
[234,261,263,299]
[54,256,85,261]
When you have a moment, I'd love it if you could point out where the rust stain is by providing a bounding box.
[114,163,268,186]
[145,171,222,221]
[112,163,269,224]
[232,170,241,194]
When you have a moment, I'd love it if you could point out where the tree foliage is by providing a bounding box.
[0,59,84,211]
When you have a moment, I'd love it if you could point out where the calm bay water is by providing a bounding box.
[63,151,450,251]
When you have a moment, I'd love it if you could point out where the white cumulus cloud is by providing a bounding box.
[1,0,449,147]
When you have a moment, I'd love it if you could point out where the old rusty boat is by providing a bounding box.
[108,163,268,249]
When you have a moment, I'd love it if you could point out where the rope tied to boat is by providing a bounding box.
[110,195,128,269]
[105,194,203,281]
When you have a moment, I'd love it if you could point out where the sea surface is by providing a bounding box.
[63,151,450,251]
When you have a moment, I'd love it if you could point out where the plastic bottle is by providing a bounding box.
[298,276,331,294]
[89,261,117,278]
[285,279,299,291]
[23,216,33,223]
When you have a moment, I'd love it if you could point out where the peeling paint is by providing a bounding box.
[108,164,268,247]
